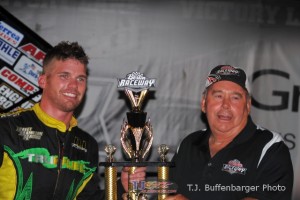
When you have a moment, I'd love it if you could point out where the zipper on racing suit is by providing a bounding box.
[52,131,65,199]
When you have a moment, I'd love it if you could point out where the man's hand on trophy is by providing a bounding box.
[121,166,147,192]
[164,194,189,200]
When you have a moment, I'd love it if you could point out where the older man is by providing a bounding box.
[166,65,293,200]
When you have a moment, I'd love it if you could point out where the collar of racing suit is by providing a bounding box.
[32,103,78,132]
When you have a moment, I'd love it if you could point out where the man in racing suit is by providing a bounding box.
[0,103,102,199]
[0,41,144,199]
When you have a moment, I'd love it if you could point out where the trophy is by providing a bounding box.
[120,88,153,163]
[100,72,175,200]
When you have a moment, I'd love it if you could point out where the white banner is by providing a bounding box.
[2,0,300,198]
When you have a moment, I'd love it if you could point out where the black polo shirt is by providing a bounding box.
[169,117,293,200]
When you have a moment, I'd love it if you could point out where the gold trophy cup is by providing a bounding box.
[100,72,174,200]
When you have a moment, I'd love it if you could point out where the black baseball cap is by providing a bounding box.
[205,65,250,92]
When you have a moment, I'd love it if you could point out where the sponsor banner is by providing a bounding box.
[18,43,46,65]
[0,66,39,96]
[31,93,42,103]
[0,6,51,112]
[0,82,35,111]
[14,55,42,86]
[11,100,36,111]
[0,21,24,47]
[0,38,20,65]
[0,82,24,110]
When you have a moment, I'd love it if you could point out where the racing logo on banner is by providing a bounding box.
[0,21,24,47]
[14,55,42,86]
[0,66,39,96]
[18,43,46,65]
[0,38,21,65]
[0,82,25,110]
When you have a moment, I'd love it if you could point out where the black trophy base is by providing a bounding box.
[99,161,175,167]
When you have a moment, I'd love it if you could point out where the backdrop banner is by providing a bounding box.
[0,6,51,112]
[1,1,299,198]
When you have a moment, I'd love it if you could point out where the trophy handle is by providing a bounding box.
[137,90,148,109]
[121,121,133,159]
[125,89,148,110]
[142,121,153,158]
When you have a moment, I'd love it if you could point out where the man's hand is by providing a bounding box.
[164,194,189,200]
[121,167,147,192]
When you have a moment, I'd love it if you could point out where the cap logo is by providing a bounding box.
[216,66,240,76]
[205,74,221,88]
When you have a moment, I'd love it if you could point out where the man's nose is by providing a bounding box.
[222,97,230,109]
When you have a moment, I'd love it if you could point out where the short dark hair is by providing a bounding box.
[42,41,89,74]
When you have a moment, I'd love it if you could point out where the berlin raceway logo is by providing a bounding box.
[117,71,156,92]
[222,159,247,175]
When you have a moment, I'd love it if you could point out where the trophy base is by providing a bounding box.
[99,161,174,167]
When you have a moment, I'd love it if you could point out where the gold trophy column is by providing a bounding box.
[128,166,138,200]
[105,166,117,200]
[104,145,117,200]
[157,145,170,200]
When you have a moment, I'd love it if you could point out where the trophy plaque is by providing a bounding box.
[100,72,175,200]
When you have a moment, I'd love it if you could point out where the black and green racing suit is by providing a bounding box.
[0,103,104,200]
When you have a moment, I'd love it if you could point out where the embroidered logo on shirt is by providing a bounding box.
[16,126,43,140]
[222,159,247,175]
[71,136,87,152]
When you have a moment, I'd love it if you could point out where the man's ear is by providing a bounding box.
[247,97,251,115]
[201,97,206,113]
[38,74,46,89]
